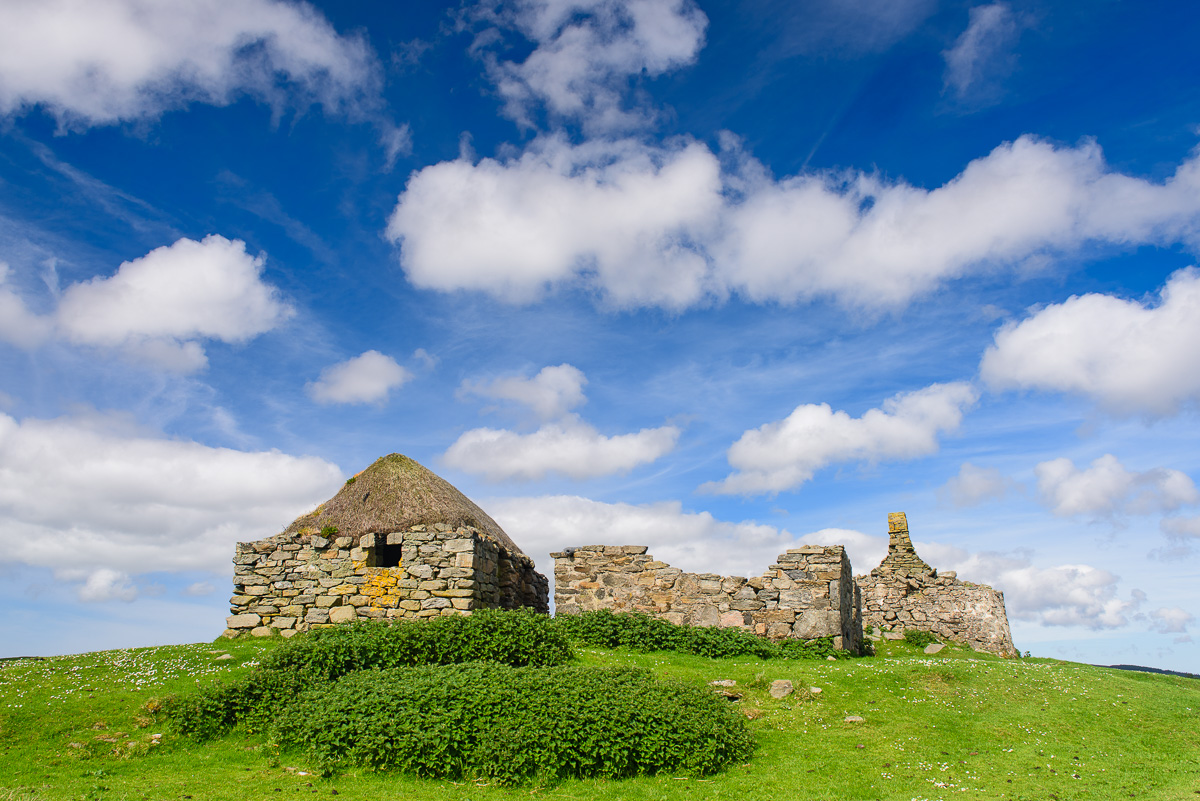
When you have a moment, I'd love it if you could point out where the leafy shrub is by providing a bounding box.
[555,610,842,660]
[903,629,938,649]
[167,609,572,738]
[273,663,754,783]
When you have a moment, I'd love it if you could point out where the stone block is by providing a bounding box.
[226,613,260,629]
[793,609,841,639]
[718,611,745,628]
[251,626,274,637]
[329,606,357,624]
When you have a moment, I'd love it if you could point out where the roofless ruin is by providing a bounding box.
[225,455,1016,657]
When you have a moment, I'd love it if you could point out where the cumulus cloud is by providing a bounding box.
[444,419,679,481]
[1161,515,1200,540]
[387,135,1200,310]
[943,3,1026,100]
[705,382,978,495]
[387,136,722,308]
[306,350,412,405]
[0,262,54,349]
[921,546,1145,629]
[0,0,379,129]
[460,363,587,421]
[183,581,216,597]
[1149,606,1193,635]
[938,462,1013,507]
[981,268,1200,416]
[55,235,292,372]
[487,494,804,577]
[445,363,678,481]
[0,410,343,597]
[67,567,138,603]
[470,0,707,132]
[1034,454,1199,517]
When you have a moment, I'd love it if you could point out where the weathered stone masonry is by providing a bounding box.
[226,525,547,637]
[552,544,864,654]
[224,454,549,638]
[855,513,1017,657]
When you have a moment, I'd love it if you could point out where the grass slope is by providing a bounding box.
[1,636,1197,800]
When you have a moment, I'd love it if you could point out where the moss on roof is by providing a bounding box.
[283,453,524,555]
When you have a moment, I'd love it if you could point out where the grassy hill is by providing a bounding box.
[1,634,1197,800]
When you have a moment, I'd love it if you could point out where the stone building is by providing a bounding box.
[855,513,1017,657]
[552,544,864,654]
[224,454,548,638]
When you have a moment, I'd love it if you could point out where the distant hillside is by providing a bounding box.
[1104,663,1199,679]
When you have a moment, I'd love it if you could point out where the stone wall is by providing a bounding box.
[856,513,1017,657]
[224,523,548,637]
[552,545,863,653]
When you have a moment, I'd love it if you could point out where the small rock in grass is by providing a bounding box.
[826,655,837,660]
[809,687,822,695]
[844,715,865,723]
[709,679,737,687]
[769,680,794,699]
[924,643,945,655]
[216,653,234,660]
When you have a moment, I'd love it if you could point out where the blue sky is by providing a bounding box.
[1,0,1199,672]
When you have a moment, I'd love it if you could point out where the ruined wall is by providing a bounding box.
[552,545,863,653]
[224,523,548,638]
[856,513,1017,657]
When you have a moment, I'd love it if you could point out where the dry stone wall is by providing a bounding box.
[856,513,1017,657]
[224,523,548,638]
[552,545,863,653]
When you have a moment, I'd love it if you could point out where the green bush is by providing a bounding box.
[903,629,938,649]
[555,610,842,660]
[273,663,754,783]
[167,609,572,738]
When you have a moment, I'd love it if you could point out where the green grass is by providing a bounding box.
[1,635,1197,800]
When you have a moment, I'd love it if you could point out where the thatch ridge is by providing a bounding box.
[283,454,525,556]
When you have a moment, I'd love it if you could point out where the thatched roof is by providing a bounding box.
[283,454,525,555]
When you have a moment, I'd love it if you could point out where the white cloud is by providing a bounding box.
[924,546,1144,629]
[943,3,1025,100]
[981,268,1200,416]
[1150,606,1194,635]
[460,363,587,420]
[387,136,722,308]
[388,135,1200,310]
[487,494,804,577]
[183,581,216,597]
[444,419,679,481]
[0,262,54,349]
[445,363,678,481]
[306,350,412,405]
[472,0,707,132]
[1161,515,1200,540]
[938,462,1013,507]
[67,567,138,602]
[0,0,379,129]
[705,382,978,495]
[56,235,292,372]
[0,410,344,589]
[1034,454,1199,517]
